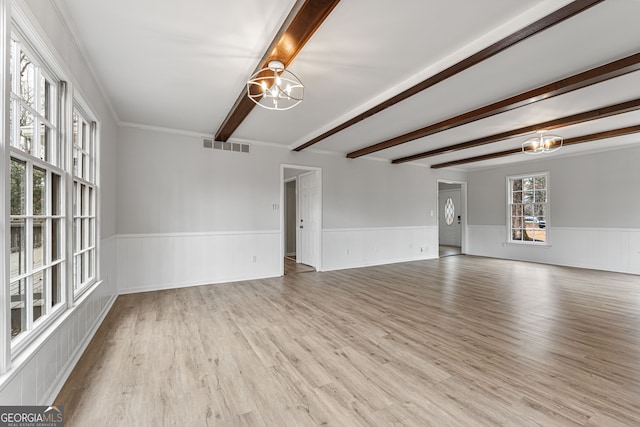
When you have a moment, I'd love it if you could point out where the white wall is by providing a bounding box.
[0,0,118,405]
[466,145,640,274]
[3,0,637,410]
[116,125,465,292]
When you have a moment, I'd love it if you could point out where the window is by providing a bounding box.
[9,37,60,165]
[444,197,455,226]
[9,34,65,343]
[508,173,548,244]
[72,108,97,294]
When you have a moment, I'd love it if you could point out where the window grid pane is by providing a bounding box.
[33,270,45,322]
[51,263,61,307]
[10,219,26,278]
[20,52,35,107]
[33,167,46,215]
[19,107,34,154]
[33,218,45,269]
[11,158,26,215]
[11,279,27,338]
[52,218,61,261]
[51,173,61,215]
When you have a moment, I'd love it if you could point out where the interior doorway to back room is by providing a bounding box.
[438,181,466,257]
[282,166,322,275]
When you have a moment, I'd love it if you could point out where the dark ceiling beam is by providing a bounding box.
[348,52,640,159]
[215,0,340,142]
[430,125,640,169]
[391,98,640,164]
[293,0,605,152]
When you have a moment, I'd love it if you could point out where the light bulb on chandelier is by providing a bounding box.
[246,60,304,111]
[521,131,563,155]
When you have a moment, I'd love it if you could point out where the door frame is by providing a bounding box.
[437,179,468,254]
[280,164,323,275]
[283,176,297,258]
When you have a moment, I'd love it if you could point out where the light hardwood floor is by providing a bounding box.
[439,245,462,257]
[284,256,315,275]
[56,256,640,426]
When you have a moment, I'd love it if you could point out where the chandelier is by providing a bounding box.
[246,60,304,111]
[521,131,563,155]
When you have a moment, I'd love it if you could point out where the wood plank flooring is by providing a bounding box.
[284,257,316,275]
[55,256,640,426]
[439,245,462,257]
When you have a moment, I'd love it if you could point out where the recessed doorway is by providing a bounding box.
[438,181,466,257]
[281,165,322,275]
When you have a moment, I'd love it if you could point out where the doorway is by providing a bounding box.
[281,165,322,275]
[438,181,466,257]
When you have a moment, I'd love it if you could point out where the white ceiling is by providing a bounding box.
[57,0,640,171]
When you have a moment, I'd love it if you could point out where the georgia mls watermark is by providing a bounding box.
[0,406,63,427]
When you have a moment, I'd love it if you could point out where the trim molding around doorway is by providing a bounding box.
[280,164,323,275]
[437,179,468,255]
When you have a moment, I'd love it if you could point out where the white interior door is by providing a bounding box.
[298,171,319,268]
[439,189,462,247]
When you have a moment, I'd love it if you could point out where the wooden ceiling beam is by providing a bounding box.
[347,52,640,158]
[293,0,605,152]
[430,125,640,169]
[215,0,340,142]
[392,98,640,164]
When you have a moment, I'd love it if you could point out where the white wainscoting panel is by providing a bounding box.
[117,231,281,294]
[322,226,438,271]
[468,225,640,275]
[0,236,118,405]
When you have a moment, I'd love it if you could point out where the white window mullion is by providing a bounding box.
[62,84,74,307]
[83,184,88,244]
[57,81,67,306]
[89,121,95,183]
[25,161,34,332]
[25,275,33,332]
[43,246,50,317]
[43,170,52,315]
[33,63,41,160]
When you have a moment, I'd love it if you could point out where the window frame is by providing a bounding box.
[7,30,69,354]
[9,150,67,352]
[506,172,550,246]
[71,105,97,298]
[9,33,60,167]
[3,17,102,360]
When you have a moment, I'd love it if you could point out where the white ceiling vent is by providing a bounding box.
[204,138,250,154]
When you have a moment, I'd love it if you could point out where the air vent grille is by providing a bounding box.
[204,139,250,154]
